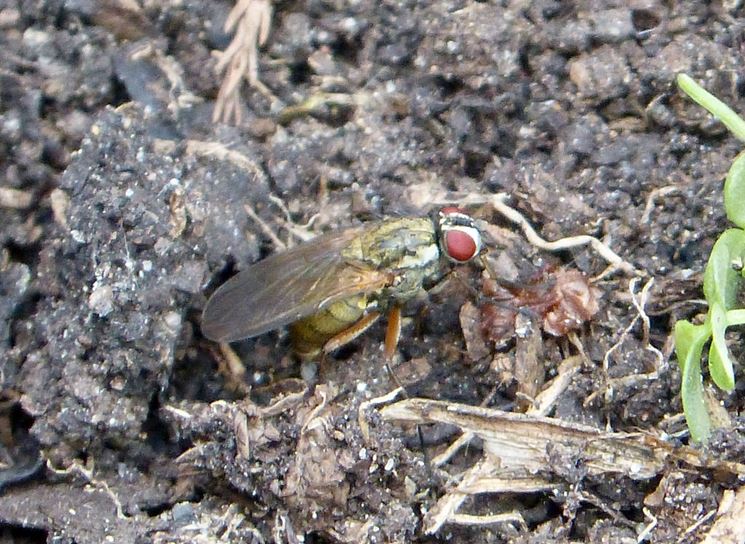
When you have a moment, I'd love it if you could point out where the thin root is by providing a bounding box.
[641,186,681,224]
[46,459,128,519]
[489,194,639,276]
[244,202,287,250]
[584,277,661,407]
[358,387,404,442]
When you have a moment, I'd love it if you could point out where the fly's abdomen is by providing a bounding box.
[290,294,368,358]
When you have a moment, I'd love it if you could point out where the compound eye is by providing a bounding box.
[444,228,479,262]
[438,208,482,263]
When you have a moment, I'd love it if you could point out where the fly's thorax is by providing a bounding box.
[344,217,438,266]
[344,217,443,303]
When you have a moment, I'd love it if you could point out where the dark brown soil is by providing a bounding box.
[1,1,744,542]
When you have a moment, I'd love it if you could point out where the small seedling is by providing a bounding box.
[674,74,745,443]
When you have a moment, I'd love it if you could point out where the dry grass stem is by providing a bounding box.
[358,387,404,442]
[260,389,306,417]
[431,432,472,467]
[433,355,582,467]
[300,388,331,434]
[432,386,499,467]
[382,399,668,479]
[448,512,526,528]
[213,0,273,124]
[680,510,717,541]
[637,507,659,543]
[423,460,535,533]
[185,140,269,184]
[528,355,583,416]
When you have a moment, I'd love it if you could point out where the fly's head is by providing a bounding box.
[436,207,483,264]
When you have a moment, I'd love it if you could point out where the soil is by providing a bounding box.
[1,1,744,542]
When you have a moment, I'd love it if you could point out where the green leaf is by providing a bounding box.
[708,303,735,390]
[674,72,745,443]
[725,152,745,230]
[703,229,745,310]
[703,230,745,393]
[674,319,713,442]
[726,309,745,325]
[676,74,745,143]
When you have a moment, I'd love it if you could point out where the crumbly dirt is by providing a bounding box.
[1,1,744,542]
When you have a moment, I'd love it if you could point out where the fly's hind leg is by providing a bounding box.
[301,311,382,391]
[320,306,405,391]
[321,311,382,354]
[382,304,408,389]
[319,304,402,361]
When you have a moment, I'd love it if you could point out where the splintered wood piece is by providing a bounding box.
[382,399,745,478]
[381,398,745,533]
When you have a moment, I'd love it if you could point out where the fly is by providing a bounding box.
[202,207,483,359]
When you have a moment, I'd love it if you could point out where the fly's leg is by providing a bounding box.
[382,305,410,393]
[319,304,401,360]
[381,304,435,481]
[303,311,383,394]
[306,310,384,388]
[321,311,382,354]
[383,305,402,361]
[382,305,409,389]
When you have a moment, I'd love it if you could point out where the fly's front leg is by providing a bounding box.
[429,267,480,299]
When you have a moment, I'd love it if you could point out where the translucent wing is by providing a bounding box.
[202,225,392,342]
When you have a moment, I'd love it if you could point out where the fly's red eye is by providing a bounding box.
[444,228,479,262]
[438,208,482,263]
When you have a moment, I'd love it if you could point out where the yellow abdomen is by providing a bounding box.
[289,294,368,359]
